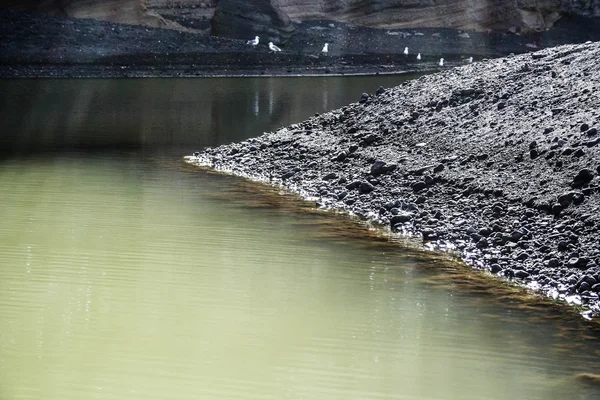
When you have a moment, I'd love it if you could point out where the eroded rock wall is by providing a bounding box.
[0,0,169,28]
[279,0,600,32]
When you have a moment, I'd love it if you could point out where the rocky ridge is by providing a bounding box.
[186,41,600,318]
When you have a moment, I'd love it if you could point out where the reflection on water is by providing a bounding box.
[0,154,599,400]
[0,76,599,399]
[0,74,420,155]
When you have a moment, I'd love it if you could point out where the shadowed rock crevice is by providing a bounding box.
[210,0,295,43]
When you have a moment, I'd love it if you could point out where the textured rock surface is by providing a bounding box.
[210,0,295,42]
[3,0,600,33]
[2,7,600,78]
[281,0,600,32]
[0,0,170,28]
[151,0,600,33]
[186,41,600,318]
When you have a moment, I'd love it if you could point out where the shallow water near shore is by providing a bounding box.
[1,76,600,399]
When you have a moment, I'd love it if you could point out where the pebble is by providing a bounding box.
[573,148,585,157]
[359,182,375,194]
[390,212,413,225]
[572,168,594,188]
[547,258,561,268]
[490,264,502,273]
[345,180,361,190]
[476,238,489,249]
[412,181,428,192]
[515,270,530,279]
[333,151,347,161]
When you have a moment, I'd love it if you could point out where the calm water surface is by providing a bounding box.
[1,77,599,400]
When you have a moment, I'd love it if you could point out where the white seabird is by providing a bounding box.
[247,36,259,46]
[403,47,409,55]
[439,58,444,66]
[467,56,473,63]
[268,42,282,52]
[322,43,329,54]
[416,53,421,60]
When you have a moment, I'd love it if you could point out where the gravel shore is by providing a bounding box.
[186,41,600,318]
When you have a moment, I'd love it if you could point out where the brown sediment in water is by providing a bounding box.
[187,163,600,339]
[187,39,600,322]
[574,373,600,385]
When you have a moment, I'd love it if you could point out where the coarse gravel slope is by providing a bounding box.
[187,41,600,318]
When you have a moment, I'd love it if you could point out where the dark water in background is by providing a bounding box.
[1,76,600,400]
[0,75,421,156]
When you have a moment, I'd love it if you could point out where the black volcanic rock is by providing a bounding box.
[187,41,600,318]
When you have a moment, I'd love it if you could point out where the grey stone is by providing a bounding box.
[490,264,502,273]
[345,180,361,190]
[546,258,561,268]
[371,160,387,176]
[390,212,413,225]
[515,270,530,279]
[572,168,594,188]
[476,238,489,249]
[359,182,375,194]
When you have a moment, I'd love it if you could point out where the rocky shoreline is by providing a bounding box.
[186,41,600,319]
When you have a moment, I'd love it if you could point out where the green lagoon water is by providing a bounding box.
[0,77,599,400]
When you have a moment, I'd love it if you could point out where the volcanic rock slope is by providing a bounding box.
[188,41,600,316]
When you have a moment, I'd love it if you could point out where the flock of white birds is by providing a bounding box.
[246,35,474,66]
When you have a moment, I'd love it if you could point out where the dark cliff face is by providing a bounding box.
[205,0,599,34]
[2,0,599,37]
[0,0,169,27]
[280,0,600,32]
[210,0,295,42]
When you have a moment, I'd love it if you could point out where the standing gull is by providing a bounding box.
[322,43,329,54]
[247,36,259,47]
[268,42,282,52]
[467,56,473,63]
[416,53,421,60]
[439,58,444,66]
[403,47,409,55]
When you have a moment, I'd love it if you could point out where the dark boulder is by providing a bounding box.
[371,160,397,176]
[390,212,413,226]
[572,168,594,188]
[359,182,375,194]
